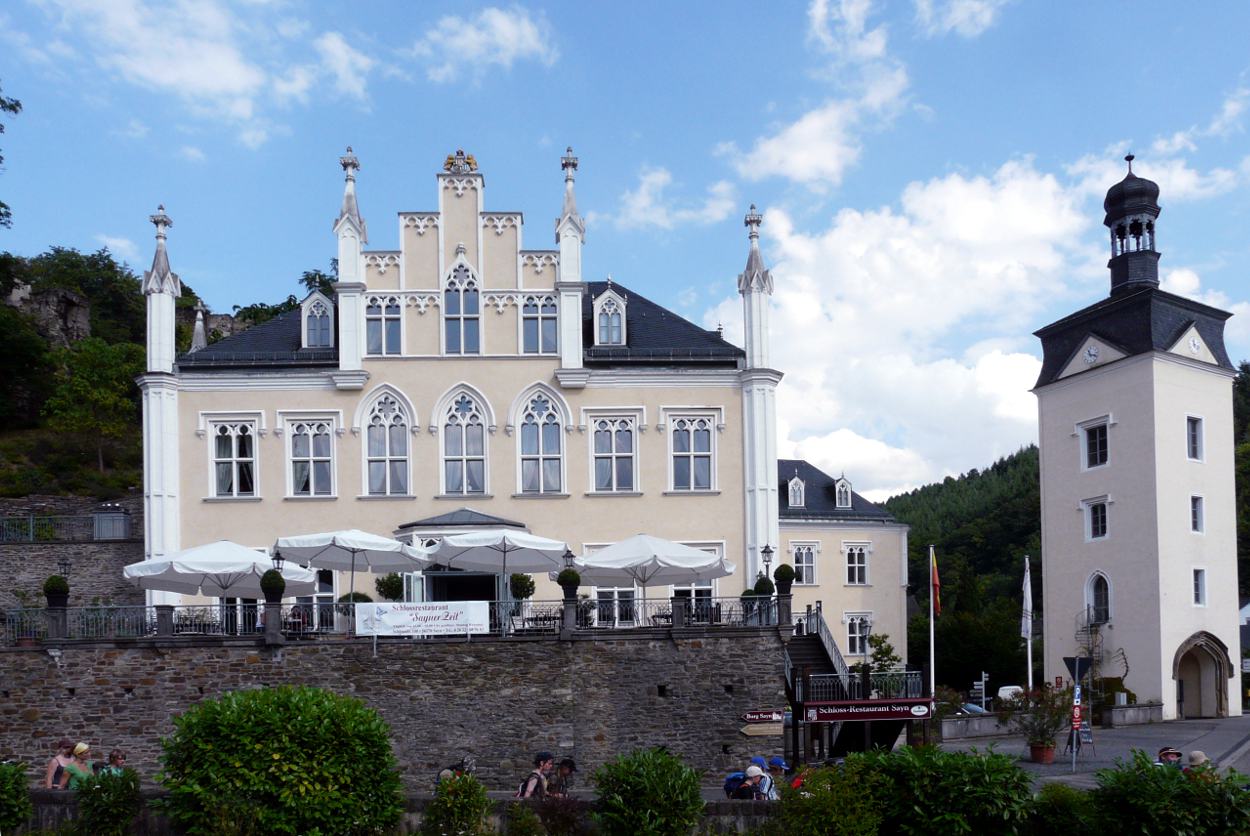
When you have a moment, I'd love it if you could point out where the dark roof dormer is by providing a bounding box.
[1104,154,1161,295]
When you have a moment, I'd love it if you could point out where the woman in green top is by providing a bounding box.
[58,742,94,789]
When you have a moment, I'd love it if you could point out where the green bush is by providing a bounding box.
[43,574,69,595]
[375,572,404,601]
[260,569,285,596]
[159,685,403,835]
[593,747,704,836]
[773,563,796,584]
[0,760,32,832]
[505,801,546,836]
[556,568,580,588]
[75,768,142,836]
[851,746,1033,834]
[420,772,492,836]
[753,575,775,595]
[1026,782,1096,835]
[510,573,536,601]
[776,761,885,836]
[1091,749,1250,835]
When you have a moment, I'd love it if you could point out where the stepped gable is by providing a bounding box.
[778,458,894,522]
[1032,286,1233,388]
[177,309,337,369]
[581,279,743,366]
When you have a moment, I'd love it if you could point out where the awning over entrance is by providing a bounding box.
[394,507,528,541]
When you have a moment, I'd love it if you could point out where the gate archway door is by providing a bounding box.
[1172,631,1233,719]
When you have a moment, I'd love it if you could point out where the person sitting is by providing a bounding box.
[1154,746,1183,768]
[58,743,94,789]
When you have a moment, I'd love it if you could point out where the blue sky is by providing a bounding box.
[3,1,1248,498]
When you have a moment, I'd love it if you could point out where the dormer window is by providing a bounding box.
[834,477,852,509]
[788,476,805,508]
[301,291,335,349]
[593,287,627,347]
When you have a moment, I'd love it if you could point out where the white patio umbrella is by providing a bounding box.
[123,540,318,598]
[569,534,736,604]
[274,529,434,605]
[431,529,569,597]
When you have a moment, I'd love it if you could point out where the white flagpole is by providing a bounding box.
[1022,555,1034,691]
[928,544,936,702]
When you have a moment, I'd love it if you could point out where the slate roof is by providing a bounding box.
[177,309,338,369]
[582,280,744,366]
[396,508,527,531]
[778,459,896,523]
[1033,286,1234,388]
[179,280,744,371]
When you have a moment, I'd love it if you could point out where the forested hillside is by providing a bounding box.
[886,362,1250,692]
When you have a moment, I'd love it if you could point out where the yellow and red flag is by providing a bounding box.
[931,547,941,617]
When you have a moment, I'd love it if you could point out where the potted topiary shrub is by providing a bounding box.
[557,568,580,600]
[43,575,69,609]
[260,569,286,604]
[773,563,796,596]
[753,573,775,596]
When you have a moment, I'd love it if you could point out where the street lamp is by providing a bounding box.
[761,544,774,574]
[271,551,285,573]
[562,548,576,570]
[57,556,72,577]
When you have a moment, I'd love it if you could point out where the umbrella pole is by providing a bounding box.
[348,551,357,636]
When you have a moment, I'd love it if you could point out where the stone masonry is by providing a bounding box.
[0,628,788,790]
[0,541,145,608]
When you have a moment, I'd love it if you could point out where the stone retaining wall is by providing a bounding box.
[0,628,789,791]
[0,540,145,608]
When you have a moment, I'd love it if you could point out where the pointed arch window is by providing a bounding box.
[304,298,333,348]
[835,478,852,509]
[1088,573,1110,624]
[365,296,401,355]
[522,295,558,354]
[598,298,623,345]
[366,395,409,496]
[788,477,805,508]
[519,394,562,493]
[670,415,714,491]
[444,394,486,494]
[290,420,333,496]
[444,265,481,355]
[592,417,635,492]
[213,422,256,497]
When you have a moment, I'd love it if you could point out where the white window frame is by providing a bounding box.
[300,291,335,349]
[1075,414,1113,471]
[514,387,568,495]
[278,410,342,499]
[1192,567,1207,607]
[1086,571,1111,624]
[592,288,628,347]
[844,611,873,656]
[1190,495,1204,533]
[364,295,402,356]
[362,393,413,497]
[199,411,266,500]
[520,294,558,355]
[661,407,723,492]
[439,387,492,495]
[1081,495,1110,541]
[1186,415,1205,462]
[843,541,870,586]
[788,477,805,508]
[790,541,818,586]
[834,478,852,509]
[583,407,644,494]
[443,263,482,356]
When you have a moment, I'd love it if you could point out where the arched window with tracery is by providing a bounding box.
[835,478,852,508]
[444,393,486,493]
[519,394,562,493]
[444,265,480,354]
[305,299,332,348]
[598,297,623,345]
[365,394,409,496]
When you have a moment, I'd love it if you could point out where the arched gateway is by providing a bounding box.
[1172,631,1234,719]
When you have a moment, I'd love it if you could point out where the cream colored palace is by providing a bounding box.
[137,149,908,658]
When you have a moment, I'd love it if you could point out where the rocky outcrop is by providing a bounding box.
[4,282,90,347]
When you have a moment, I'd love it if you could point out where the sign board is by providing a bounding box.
[741,709,785,724]
[1071,704,1081,730]
[804,699,932,723]
[1079,718,1094,745]
[739,723,784,737]
[1242,658,1250,674]
[1063,656,1091,682]
[355,601,490,636]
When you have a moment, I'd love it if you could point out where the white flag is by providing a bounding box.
[1021,556,1033,640]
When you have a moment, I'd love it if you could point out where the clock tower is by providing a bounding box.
[1034,156,1240,720]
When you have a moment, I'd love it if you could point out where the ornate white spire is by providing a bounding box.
[737,204,773,295]
[335,146,367,243]
[189,300,208,353]
[142,205,181,297]
[556,146,585,241]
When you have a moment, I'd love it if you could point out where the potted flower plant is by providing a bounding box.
[43,575,69,609]
[260,569,286,604]
[773,563,796,596]
[1000,685,1072,764]
[556,568,580,600]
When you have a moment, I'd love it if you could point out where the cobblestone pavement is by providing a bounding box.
[940,713,1250,789]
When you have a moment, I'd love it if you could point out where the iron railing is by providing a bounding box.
[67,606,152,639]
[0,512,132,543]
[808,606,852,679]
[798,669,924,702]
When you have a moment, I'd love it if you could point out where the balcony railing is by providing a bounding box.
[0,512,132,543]
[796,669,924,703]
[2,596,787,646]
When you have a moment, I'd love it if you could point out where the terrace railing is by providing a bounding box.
[0,511,132,543]
[798,669,924,703]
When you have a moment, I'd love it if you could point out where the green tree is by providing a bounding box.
[300,259,337,296]
[43,338,144,472]
[20,247,146,344]
[0,81,21,228]
[0,304,53,426]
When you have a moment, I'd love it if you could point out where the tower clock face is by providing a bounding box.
[1189,337,1201,354]
[1083,345,1100,365]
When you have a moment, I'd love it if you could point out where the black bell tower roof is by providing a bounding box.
[1103,154,1161,295]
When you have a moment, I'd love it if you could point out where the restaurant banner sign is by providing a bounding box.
[804,699,932,722]
[355,601,490,636]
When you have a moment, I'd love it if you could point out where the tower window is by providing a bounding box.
[1082,497,1108,540]
[1192,569,1206,606]
[1191,496,1204,533]
[1089,574,1110,624]
[1187,416,1204,461]
[1085,424,1108,468]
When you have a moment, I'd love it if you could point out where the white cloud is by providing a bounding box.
[914,0,1011,38]
[411,6,557,83]
[113,118,149,139]
[179,145,206,162]
[705,159,1086,493]
[314,32,375,100]
[1163,267,1250,354]
[1204,86,1249,137]
[1067,152,1240,202]
[94,235,139,262]
[612,168,736,230]
[807,0,889,62]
